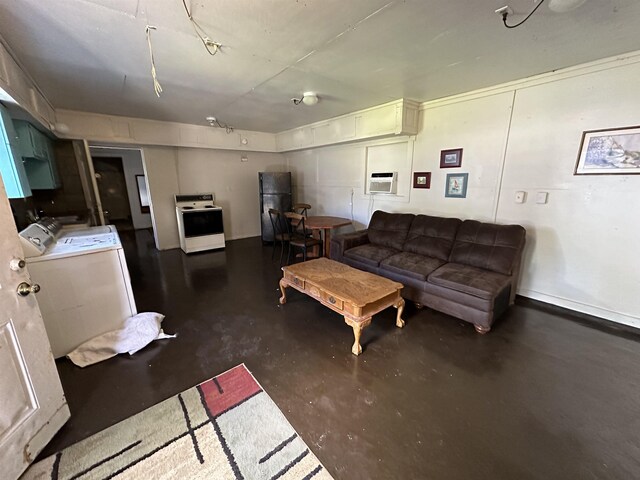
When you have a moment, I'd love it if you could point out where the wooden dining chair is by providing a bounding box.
[268,208,290,266]
[292,203,313,236]
[284,212,322,263]
[292,203,311,217]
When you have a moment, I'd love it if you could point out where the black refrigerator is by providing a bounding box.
[259,172,292,243]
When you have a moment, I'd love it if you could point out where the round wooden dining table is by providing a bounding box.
[304,216,352,258]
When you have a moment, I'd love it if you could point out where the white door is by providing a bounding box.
[0,179,70,479]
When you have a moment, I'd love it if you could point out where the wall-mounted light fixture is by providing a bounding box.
[291,92,319,106]
[205,116,234,133]
[496,0,589,29]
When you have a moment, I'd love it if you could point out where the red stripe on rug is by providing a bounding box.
[199,365,262,417]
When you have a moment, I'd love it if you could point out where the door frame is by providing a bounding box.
[87,145,159,248]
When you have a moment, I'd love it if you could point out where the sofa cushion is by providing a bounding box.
[427,263,512,300]
[344,244,399,268]
[449,220,525,275]
[368,210,415,251]
[380,252,446,281]
[403,215,462,261]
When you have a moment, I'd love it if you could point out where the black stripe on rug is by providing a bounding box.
[213,377,224,394]
[259,433,298,464]
[197,384,244,480]
[302,464,323,479]
[270,448,309,480]
[101,422,215,480]
[213,389,263,420]
[50,452,62,480]
[178,393,204,464]
[68,440,141,480]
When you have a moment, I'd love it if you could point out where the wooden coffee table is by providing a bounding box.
[279,258,405,355]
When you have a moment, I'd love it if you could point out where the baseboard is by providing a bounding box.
[516,293,640,340]
[518,288,640,328]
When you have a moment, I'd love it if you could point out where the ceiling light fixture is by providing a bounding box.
[496,0,589,29]
[206,116,234,133]
[292,92,319,106]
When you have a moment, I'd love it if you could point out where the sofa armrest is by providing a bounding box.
[330,229,369,261]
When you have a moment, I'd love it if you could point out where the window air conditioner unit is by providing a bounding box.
[369,172,398,194]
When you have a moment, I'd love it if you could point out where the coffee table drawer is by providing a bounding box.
[322,292,343,311]
[285,272,305,289]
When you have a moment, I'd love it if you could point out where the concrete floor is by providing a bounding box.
[41,230,640,479]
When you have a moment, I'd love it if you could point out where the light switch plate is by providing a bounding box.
[515,191,526,203]
[536,191,548,204]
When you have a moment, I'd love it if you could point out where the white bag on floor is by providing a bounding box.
[67,312,176,367]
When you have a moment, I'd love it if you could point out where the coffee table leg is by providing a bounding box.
[395,298,405,328]
[279,279,288,305]
[344,317,371,355]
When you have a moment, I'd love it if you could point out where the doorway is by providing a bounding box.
[92,157,134,231]
[88,146,154,237]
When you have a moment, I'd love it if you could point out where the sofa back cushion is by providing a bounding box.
[368,211,415,251]
[449,220,526,275]
[403,215,462,261]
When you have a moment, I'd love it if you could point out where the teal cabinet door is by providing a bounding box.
[0,106,31,198]
[14,119,60,190]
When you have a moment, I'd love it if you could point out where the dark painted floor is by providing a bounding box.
[41,230,640,479]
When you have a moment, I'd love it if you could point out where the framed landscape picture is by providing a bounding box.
[440,148,463,168]
[575,126,640,175]
[445,173,468,198]
[413,172,431,189]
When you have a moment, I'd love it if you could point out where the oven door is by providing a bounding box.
[181,209,224,238]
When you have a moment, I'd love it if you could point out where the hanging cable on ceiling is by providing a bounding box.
[144,25,163,97]
[181,0,222,56]
[501,0,546,28]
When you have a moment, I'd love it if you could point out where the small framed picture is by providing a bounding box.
[574,126,640,175]
[440,148,463,168]
[445,173,468,198]
[413,172,431,189]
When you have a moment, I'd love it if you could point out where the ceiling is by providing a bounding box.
[0,0,638,133]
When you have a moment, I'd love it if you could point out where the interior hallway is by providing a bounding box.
[40,230,640,480]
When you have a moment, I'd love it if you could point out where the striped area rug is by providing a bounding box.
[23,364,332,480]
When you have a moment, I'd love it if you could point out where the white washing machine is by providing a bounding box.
[19,220,137,358]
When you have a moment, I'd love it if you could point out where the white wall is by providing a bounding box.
[287,58,640,328]
[142,146,287,249]
[286,137,415,228]
[176,148,287,240]
[496,62,640,327]
[90,147,153,230]
[142,146,180,250]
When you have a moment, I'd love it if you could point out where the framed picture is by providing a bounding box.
[440,148,463,168]
[413,172,431,189]
[575,126,640,175]
[445,173,468,198]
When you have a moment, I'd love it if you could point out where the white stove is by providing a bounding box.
[175,193,225,253]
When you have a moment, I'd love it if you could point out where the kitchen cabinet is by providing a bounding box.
[0,105,31,198]
[15,120,49,159]
[14,120,60,189]
[275,99,420,152]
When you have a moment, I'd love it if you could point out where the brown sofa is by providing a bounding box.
[330,211,526,333]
